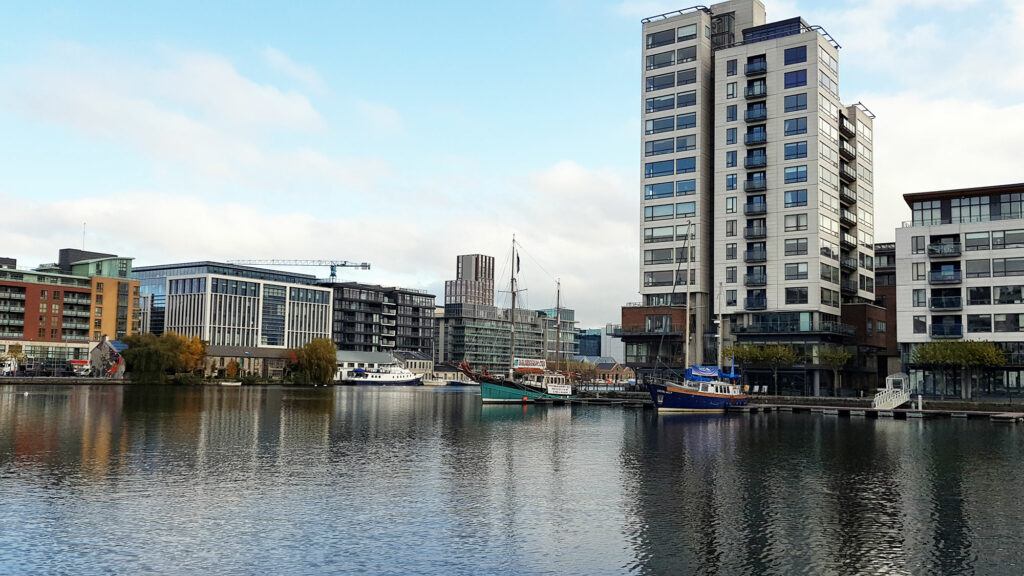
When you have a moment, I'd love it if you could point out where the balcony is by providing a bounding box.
[840,117,857,137]
[744,156,767,169]
[929,296,963,311]
[63,295,91,305]
[744,108,767,122]
[744,226,767,239]
[744,297,767,310]
[63,310,91,318]
[64,335,90,342]
[840,280,858,294]
[62,322,90,330]
[745,85,768,99]
[839,185,857,205]
[744,60,767,76]
[0,305,25,313]
[744,273,767,286]
[744,249,767,263]
[840,233,857,249]
[607,323,683,338]
[927,243,962,258]
[839,257,858,271]
[744,179,767,192]
[0,318,24,327]
[744,132,767,146]
[733,320,855,336]
[0,293,26,301]
[931,324,963,339]
[743,203,766,216]
[839,209,857,226]
[839,164,857,182]
[839,140,857,160]
[0,331,24,339]
[929,270,962,284]
[381,318,397,326]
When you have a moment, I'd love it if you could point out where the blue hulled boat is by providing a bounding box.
[647,366,748,413]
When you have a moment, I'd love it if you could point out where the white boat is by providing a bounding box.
[421,377,448,387]
[336,365,421,386]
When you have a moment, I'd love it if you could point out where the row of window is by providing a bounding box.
[645,112,696,134]
[909,258,1024,280]
[645,91,697,113]
[719,286,837,308]
[912,285,1024,307]
[911,229,1024,252]
[645,24,702,49]
[644,201,697,221]
[645,66,698,91]
[644,135,697,156]
[644,179,695,199]
[912,314,1024,333]
[644,157,696,179]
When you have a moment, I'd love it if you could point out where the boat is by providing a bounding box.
[421,377,448,387]
[647,366,748,413]
[336,365,421,386]
[219,380,242,387]
[460,236,575,404]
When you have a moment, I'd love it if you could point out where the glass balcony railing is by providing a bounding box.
[744,61,767,76]
[927,243,962,257]
[929,296,963,311]
[931,324,963,338]
[929,270,962,284]
[745,85,768,99]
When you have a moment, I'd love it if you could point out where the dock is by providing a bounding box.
[731,402,1024,422]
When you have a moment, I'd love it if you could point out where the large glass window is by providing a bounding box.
[785,287,808,304]
[968,314,992,333]
[968,286,991,305]
[676,135,696,152]
[644,182,674,200]
[677,90,697,107]
[785,262,808,280]
[676,179,696,196]
[995,285,1024,304]
[784,117,807,135]
[784,214,808,231]
[913,316,927,334]
[993,229,1024,249]
[646,29,674,48]
[726,82,737,99]
[726,59,737,76]
[646,72,675,92]
[644,160,674,178]
[995,314,1024,333]
[646,95,674,113]
[784,70,807,88]
[646,51,675,70]
[677,112,696,129]
[785,238,808,255]
[726,150,737,167]
[993,257,1024,277]
[912,200,942,226]
[677,45,697,63]
[726,105,737,122]
[644,204,674,221]
[784,46,807,65]
[1000,193,1024,220]
[644,248,673,265]
[644,226,674,243]
[645,138,674,156]
[911,236,926,254]
[966,259,991,278]
[965,232,990,251]
[677,24,697,42]
[726,128,737,145]
[951,196,990,223]
[784,189,807,207]
[645,116,674,135]
[784,93,807,112]
[784,141,807,159]
[726,174,737,190]
[676,201,696,217]
[912,289,926,307]
[677,68,696,85]
[784,165,808,183]
[676,157,696,174]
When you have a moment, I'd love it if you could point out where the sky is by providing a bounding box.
[1,0,1022,328]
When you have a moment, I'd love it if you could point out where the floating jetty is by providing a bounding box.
[732,402,1024,422]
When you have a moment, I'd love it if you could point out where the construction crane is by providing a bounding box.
[227,260,371,282]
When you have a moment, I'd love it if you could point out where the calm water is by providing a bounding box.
[2,385,1023,575]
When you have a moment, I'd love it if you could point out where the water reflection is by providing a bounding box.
[2,386,1024,575]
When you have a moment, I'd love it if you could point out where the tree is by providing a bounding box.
[761,345,798,396]
[225,359,240,379]
[120,332,209,383]
[914,340,1004,399]
[294,338,337,385]
[819,346,852,396]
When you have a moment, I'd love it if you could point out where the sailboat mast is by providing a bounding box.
[683,222,691,370]
[509,235,516,380]
[555,279,561,371]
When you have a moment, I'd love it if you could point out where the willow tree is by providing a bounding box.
[295,338,338,385]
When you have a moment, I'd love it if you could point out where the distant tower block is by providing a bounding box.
[445,254,495,306]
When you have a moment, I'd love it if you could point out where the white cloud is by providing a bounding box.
[262,46,326,93]
[353,100,404,135]
[864,93,1024,241]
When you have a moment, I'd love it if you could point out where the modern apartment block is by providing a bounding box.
[444,254,494,306]
[895,183,1024,397]
[633,0,876,393]
[0,249,142,371]
[538,307,580,364]
[324,282,435,355]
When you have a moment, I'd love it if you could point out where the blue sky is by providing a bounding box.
[1,0,1022,326]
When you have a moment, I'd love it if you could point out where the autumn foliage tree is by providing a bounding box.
[121,332,208,383]
[293,338,337,385]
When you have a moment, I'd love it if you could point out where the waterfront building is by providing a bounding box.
[134,261,319,337]
[895,183,1024,398]
[629,0,876,394]
[444,254,494,306]
[436,254,574,373]
[872,242,900,382]
[322,282,435,356]
[0,249,142,371]
[538,307,580,365]
[579,328,603,356]
[134,262,331,349]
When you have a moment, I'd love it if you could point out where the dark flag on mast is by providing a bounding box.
[516,255,520,273]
